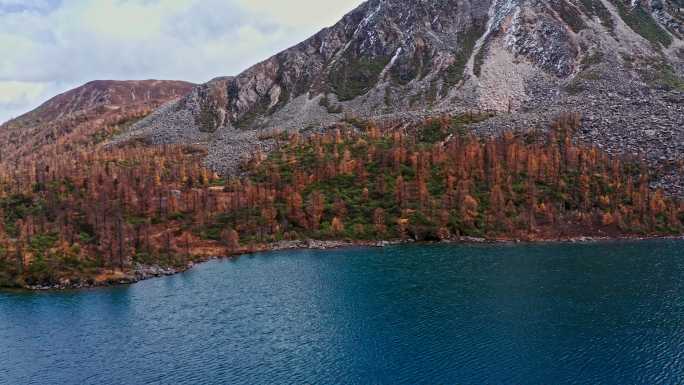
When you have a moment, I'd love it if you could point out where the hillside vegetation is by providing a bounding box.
[0,113,682,288]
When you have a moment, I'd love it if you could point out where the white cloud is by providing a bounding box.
[0,81,47,104]
[237,0,364,27]
[0,81,52,122]
[0,0,365,124]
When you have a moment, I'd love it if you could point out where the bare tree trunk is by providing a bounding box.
[15,243,24,274]
[116,214,124,270]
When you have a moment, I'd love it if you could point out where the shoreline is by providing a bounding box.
[11,234,684,292]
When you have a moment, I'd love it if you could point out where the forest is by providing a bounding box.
[0,112,682,288]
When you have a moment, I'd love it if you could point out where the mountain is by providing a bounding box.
[120,0,683,194]
[0,1,683,289]
[4,80,195,126]
[0,80,195,165]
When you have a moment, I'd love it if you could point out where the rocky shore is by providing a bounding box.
[17,235,684,291]
[24,264,184,291]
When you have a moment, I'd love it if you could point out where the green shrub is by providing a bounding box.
[444,21,487,88]
[29,233,59,253]
[329,56,390,101]
[579,0,615,33]
[610,1,672,47]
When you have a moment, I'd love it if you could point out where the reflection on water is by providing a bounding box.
[1,240,683,384]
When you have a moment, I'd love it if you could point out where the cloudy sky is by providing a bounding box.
[0,0,364,124]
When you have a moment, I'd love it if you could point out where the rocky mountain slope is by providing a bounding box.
[5,80,194,127]
[120,0,681,194]
[0,80,194,165]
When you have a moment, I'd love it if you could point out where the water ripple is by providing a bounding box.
[0,240,683,384]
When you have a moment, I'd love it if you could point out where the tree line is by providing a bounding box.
[0,112,681,287]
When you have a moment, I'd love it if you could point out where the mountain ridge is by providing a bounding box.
[3,80,195,127]
[0,80,195,167]
[115,0,683,195]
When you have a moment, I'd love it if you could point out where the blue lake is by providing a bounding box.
[1,240,683,384]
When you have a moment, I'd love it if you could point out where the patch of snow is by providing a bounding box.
[379,47,404,80]
[353,1,383,38]
[330,1,384,67]
[389,47,403,66]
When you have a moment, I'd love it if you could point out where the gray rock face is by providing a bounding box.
[504,7,578,77]
[118,0,684,194]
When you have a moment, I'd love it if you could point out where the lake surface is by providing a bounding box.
[1,240,683,384]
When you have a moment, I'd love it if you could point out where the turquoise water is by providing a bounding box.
[1,240,683,384]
